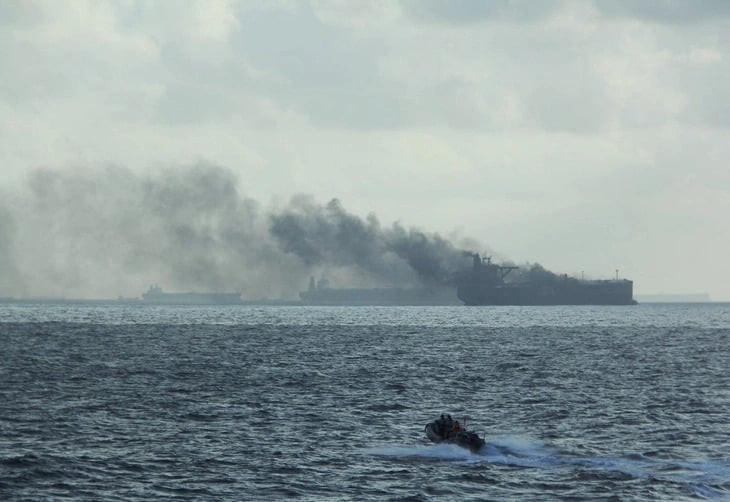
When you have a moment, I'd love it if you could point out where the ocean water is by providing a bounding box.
[1,303,729,501]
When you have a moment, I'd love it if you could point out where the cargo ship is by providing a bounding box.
[141,285,243,305]
[456,254,636,305]
[299,277,461,306]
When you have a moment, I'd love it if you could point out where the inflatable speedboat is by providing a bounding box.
[424,414,485,452]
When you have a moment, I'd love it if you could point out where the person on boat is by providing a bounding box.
[435,415,446,436]
[437,415,456,437]
[436,414,447,437]
[453,420,463,432]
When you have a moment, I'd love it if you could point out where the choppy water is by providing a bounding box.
[1,303,729,501]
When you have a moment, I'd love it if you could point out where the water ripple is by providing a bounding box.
[1,304,729,500]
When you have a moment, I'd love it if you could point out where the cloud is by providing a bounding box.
[229,3,405,130]
[1,1,729,299]
[4,0,729,135]
[401,0,563,24]
[594,0,730,25]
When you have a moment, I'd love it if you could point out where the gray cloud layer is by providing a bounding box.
[595,0,730,24]
[1,1,729,298]
[4,0,725,133]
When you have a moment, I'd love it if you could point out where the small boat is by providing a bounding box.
[424,414,485,452]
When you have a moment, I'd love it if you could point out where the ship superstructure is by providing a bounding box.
[456,254,635,306]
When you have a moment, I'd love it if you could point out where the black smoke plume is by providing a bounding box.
[269,197,466,286]
[0,163,473,299]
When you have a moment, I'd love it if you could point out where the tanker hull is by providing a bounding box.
[457,279,636,306]
[456,254,636,306]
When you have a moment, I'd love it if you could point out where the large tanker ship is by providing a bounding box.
[141,285,243,305]
[456,254,636,306]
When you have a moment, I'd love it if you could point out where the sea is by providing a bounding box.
[1,302,729,501]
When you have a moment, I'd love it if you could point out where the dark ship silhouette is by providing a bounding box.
[456,254,636,305]
[299,277,461,306]
[141,285,243,305]
[299,253,636,306]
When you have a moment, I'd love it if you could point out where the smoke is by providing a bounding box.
[269,196,466,287]
[0,203,22,296]
[0,163,474,299]
[505,262,558,284]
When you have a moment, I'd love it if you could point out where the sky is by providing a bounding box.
[1,0,729,300]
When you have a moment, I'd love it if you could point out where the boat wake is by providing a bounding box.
[366,437,730,499]
[365,437,559,466]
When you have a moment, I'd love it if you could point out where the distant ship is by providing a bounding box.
[141,285,243,305]
[456,254,636,306]
[299,277,461,306]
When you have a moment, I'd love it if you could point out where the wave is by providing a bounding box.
[366,436,730,498]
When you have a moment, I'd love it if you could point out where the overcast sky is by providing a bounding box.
[1,0,729,300]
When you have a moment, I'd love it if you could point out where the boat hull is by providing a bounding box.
[424,421,485,452]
